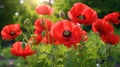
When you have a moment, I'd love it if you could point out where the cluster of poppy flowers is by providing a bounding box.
[1,2,120,59]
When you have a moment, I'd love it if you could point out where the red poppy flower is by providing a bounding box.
[50,20,83,48]
[34,18,53,32]
[1,24,22,40]
[92,19,114,35]
[103,12,120,25]
[35,4,54,15]
[34,18,53,44]
[10,42,36,59]
[100,34,120,45]
[68,3,98,25]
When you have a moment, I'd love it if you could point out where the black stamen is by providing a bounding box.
[63,30,71,37]
[10,31,15,36]
[118,16,120,20]
[78,15,86,20]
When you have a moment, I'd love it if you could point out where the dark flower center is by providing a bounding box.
[78,15,86,20]
[63,30,71,37]
[10,31,15,36]
[118,16,120,20]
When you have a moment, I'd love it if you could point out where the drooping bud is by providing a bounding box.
[59,10,65,19]
[41,31,46,36]
[22,42,26,49]
[24,18,30,25]
[41,19,45,26]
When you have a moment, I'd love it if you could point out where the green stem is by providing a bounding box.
[27,18,34,34]
[25,27,31,36]
[24,18,34,35]
[21,32,29,42]
[43,16,51,44]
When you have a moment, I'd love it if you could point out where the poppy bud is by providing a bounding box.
[22,42,26,49]
[24,18,30,25]
[59,10,65,18]
[41,19,45,26]
[41,31,46,36]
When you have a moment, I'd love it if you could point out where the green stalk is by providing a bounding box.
[21,32,29,42]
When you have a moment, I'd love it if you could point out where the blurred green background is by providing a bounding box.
[0,0,120,67]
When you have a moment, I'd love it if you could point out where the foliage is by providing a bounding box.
[1,0,120,67]
[26,31,120,67]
